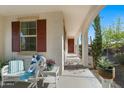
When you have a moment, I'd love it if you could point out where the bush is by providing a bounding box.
[97,57,113,71]
[0,59,8,80]
[114,53,124,65]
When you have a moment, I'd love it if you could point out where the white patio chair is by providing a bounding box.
[1,60,25,87]
[27,63,45,88]
[1,55,47,88]
[27,57,59,88]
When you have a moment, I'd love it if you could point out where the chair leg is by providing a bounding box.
[35,82,38,88]
[42,81,45,87]
[1,80,4,87]
[31,81,38,88]
[32,83,36,88]
[55,77,57,88]
[28,82,35,88]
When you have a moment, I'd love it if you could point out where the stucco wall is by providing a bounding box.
[0,16,5,58]
[3,12,64,73]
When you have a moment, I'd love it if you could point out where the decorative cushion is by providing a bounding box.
[8,60,24,74]
[36,55,41,61]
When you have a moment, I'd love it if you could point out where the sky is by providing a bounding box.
[88,5,124,44]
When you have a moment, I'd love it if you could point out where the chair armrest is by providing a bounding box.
[3,71,25,76]
[1,65,9,76]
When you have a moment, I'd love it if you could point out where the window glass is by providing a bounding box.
[21,29,28,35]
[21,21,36,35]
[21,37,36,51]
[20,21,36,51]
[21,22,28,28]
[28,22,36,28]
[28,28,36,35]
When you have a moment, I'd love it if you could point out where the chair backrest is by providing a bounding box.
[8,60,24,74]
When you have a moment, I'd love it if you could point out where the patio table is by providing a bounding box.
[43,66,59,79]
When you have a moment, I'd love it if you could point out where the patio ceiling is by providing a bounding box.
[0,5,101,37]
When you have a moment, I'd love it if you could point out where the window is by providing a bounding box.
[12,19,46,52]
[20,21,36,51]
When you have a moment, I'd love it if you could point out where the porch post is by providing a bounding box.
[75,36,79,55]
[82,31,88,67]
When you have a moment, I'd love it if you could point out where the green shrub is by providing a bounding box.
[97,57,113,71]
[114,53,124,65]
[0,59,8,80]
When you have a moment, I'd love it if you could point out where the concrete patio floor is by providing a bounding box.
[1,68,102,88]
[54,68,102,88]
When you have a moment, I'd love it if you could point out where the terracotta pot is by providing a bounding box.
[97,67,115,79]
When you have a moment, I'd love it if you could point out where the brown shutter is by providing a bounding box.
[12,21,20,52]
[37,19,47,52]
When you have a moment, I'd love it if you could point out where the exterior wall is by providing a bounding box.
[3,12,64,74]
[0,16,5,58]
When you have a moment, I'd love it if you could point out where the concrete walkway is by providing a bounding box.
[0,69,102,88]
[65,53,81,66]
[56,69,102,88]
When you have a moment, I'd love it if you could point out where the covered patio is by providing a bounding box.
[0,5,104,88]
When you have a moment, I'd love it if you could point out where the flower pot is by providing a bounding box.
[97,67,115,79]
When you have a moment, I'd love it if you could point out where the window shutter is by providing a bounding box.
[37,19,47,52]
[12,21,20,52]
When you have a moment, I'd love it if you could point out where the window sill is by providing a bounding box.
[18,51,37,55]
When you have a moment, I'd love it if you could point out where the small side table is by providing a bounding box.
[43,66,60,87]
[44,66,59,77]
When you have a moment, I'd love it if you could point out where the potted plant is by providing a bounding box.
[97,57,115,79]
[0,59,7,80]
[46,59,55,71]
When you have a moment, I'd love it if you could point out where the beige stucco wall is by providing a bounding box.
[0,16,5,59]
[3,12,64,73]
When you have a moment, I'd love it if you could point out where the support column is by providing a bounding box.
[82,31,88,67]
[75,36,79,56]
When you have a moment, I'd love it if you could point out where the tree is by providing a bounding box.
[102,17,124,54]
[92,15,102,69]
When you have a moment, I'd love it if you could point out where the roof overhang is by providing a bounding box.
[0,5,104,37]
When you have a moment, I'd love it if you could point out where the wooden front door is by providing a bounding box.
[68,38,74,53]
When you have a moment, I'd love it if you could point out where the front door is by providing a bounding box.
[68,38,74,53]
